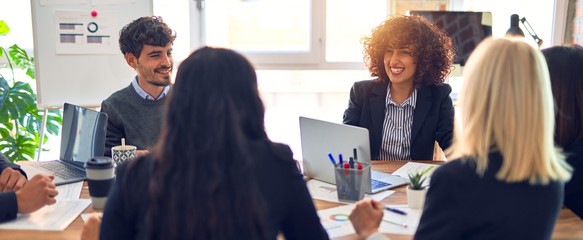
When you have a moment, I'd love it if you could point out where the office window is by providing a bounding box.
[206,0,311,53]
[203,0,319,66]
[200,0,391,69]
[325,0,388,62]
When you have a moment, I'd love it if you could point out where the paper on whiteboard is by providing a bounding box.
[0,199,90,231]
[55,11,118,55]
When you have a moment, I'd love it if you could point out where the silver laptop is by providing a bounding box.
[299,116,407,193]
[21,103,108,186]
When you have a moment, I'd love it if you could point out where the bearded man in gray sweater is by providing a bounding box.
[101,16,176,157]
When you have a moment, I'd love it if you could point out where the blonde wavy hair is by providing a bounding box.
[448,38,571,184]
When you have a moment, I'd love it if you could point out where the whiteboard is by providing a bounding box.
[31,0,152,109]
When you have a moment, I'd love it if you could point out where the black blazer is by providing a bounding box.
[415,153,564,240]
[343,80,454,160]
[564,140,583,219]
[100,141,329,240]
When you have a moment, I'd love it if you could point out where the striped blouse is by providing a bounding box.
[379,86,417,161]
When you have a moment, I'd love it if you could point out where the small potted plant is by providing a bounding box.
[406,170,429,209]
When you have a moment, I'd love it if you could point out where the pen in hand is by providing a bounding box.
[384,206,407,215]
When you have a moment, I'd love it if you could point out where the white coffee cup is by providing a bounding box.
[85,157,115,209]
[111,145,137,166]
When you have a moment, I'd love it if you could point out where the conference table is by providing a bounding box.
[2,161,582,240]
[313,161,583,240]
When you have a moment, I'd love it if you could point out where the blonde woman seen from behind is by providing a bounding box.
[413,38,572,239]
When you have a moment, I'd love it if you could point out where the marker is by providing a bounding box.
[357,163,363,170]
[327,152,336,166]
[384,206,407,215]
[353,148,358,161]
[383,218,408,228]
[338,154,344,165]
[349,157,355,168]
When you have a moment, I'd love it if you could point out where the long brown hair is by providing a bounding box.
[542,45,583,148]
[146,47,268,240]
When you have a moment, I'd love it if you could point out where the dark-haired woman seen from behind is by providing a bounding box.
[99,47,329,239]
[543,45,583,219]
[343,15,455,161]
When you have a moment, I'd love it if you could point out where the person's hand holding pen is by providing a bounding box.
[349,199,384,239]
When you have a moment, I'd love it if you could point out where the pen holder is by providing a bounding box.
[334,163,370,203]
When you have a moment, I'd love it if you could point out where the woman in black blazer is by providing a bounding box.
[343,15,455,160]
[349,38,573,240]
[97,47,329,240]
[543,45,583,219]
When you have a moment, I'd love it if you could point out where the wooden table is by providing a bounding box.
[1,161,582,239]
[313,161,583,240]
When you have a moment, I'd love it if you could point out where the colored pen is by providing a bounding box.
[383,218,408,228]
[327,152,336,166]
[349,157,355,168]
[338,154,344,165]
[384,206,407,215]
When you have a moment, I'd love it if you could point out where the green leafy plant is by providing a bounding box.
[407,166,434,190]
[0,20,62,162]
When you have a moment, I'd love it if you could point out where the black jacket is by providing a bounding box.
[100,141,329,240]
[343,80,454,160]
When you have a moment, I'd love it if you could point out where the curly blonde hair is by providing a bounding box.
[363,15,455,87]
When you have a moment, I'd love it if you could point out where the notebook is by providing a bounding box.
[299,116,407,193]
[20,103,108,186]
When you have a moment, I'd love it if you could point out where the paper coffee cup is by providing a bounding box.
[85,157,115,209]
[111,145,137,166]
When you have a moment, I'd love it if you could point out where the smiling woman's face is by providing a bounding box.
[383,45,417,87]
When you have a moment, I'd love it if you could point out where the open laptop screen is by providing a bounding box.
[60,103,107,167]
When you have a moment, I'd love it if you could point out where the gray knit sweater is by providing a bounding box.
[100,84,168,157]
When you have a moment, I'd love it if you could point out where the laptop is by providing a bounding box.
[20,103,108,186]
[299,116,407,193]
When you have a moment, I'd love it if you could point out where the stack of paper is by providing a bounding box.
[0,181,88,231]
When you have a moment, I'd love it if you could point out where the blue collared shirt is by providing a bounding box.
[131,76,170,100]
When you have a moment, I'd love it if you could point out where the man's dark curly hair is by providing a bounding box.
[363,15,455,88]
[119,16,176,58]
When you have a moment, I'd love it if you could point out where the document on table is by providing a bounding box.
[55,181,83,200]
[392,162,439,187]
[307,179,394,203]
[0,199,91,231]
[318,204,422,238]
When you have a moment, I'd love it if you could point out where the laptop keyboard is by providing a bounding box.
[32,161,85,180]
